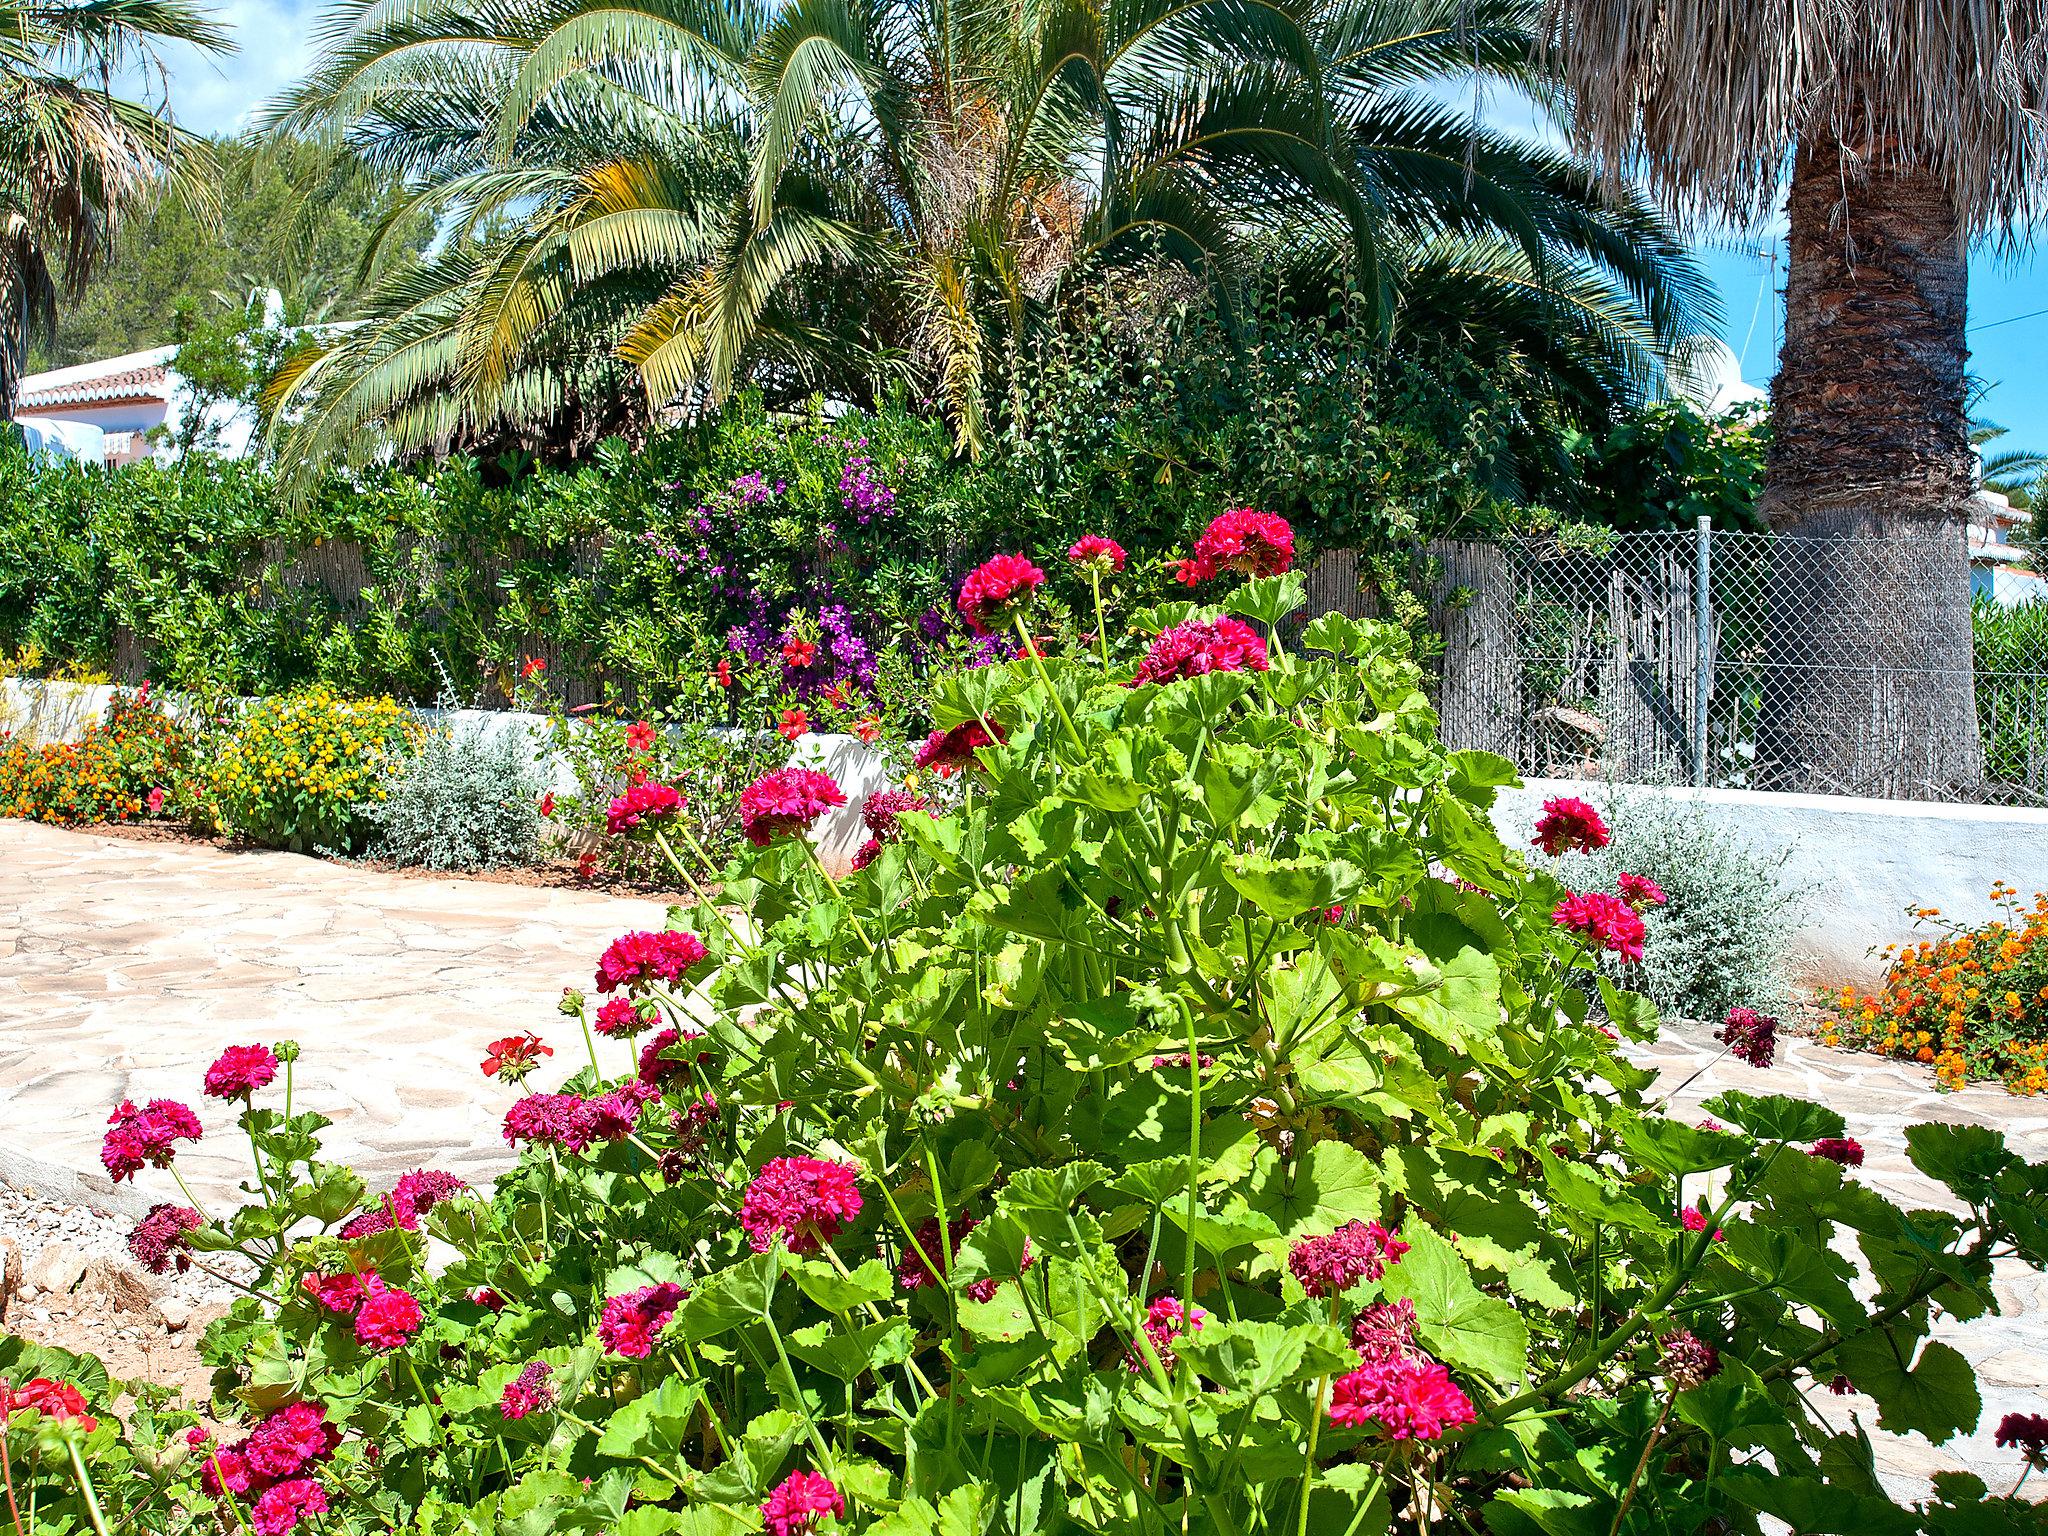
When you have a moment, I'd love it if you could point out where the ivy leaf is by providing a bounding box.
[1701,1091,1845,1144]
[1381,1222,1529,1386]
[1247,1141,1383,1242]
[1835,1335,1980,1444]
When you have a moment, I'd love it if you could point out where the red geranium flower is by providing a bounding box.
[1551,891,1646,962]
[101,1098,202,1182]
[1617,872,1667,910]
[1175,509,1294,585]
[0,1378,97,1432]
[739,1156,863,1254]
[599,1282,688,1358]
[606,779,684,836]
[128,1203,203,1275]
[354,1277,423,1351]
[912,720,1004,777]
[1287,1221,1410,1298]
[594,929,709,993]
[1067,534,1127,573]
[762,1470,845,1536]
[1131,617,1270,686]
[1719,1006,1778,1068]
[1327,1356,1474,1440]
[1810,1136,1864,1166]
[957,554,1046,635]
[482,1032,552,1081]
[204,1044,279,1100]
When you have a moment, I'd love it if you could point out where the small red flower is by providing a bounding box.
[0,1378,97,1432]
[606,780,684,836]
[782,637,817,670]
[482,1032,552,1081]
[1810,1137,1865,1167]
[575,850,600,881]
[778,708,810,742]
[146,786,167,814]
[912,720,1005,777]
[1719,1006,1778,1068]
[354,1277,424,1351]
[204,1044,279,1101]
[500,1362,556,1420]
[539,791,556,817]
[302,1270,369,1314]
[101,1098,202,1182]
[1288,1222,1410,1298]
[1175,509,1293,585]
[128,1204,203,1275]
[854,716,881,744]
[599,1282,688,1357]
[1681,1206,1725,1242]
[1617,872,1666,910]
[714,658,733,689]
[1128,1295,1205,1373]
[520,656,548,680]
[624,720,657,753]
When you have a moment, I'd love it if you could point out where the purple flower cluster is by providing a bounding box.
[838,455,897,524]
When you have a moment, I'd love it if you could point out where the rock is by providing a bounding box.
[0,1238,19,1320]
[25,1243,87,1296]
[80,1257,154,1315]
[157,1296,191,1333]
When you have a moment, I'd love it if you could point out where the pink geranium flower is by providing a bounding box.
[594,997,654,1037]
[737,768,846,847]
[1327,1356,1474,1439]
[1067,535,1127,574]
[353,1277,423,1351]
[761,1470,845,1536]
[1617,872,1667,910]
[598,1282,688,1357]
[1131,618,1270,687]
[1287,1221,1410,1298]
[1681,1206,1725,1242]
[1719,1006,1778,1068]
[1128,1295,1206,1373]
[957,554,1046,634]
[250,1478,327,1536]
[302,1270,369,1314]
[605,780,684,836]
[100,1098,202,1182]
[1552,891,1647,961]
[127,1203,202,1275]
[912,720,1004,777]
[1532,796,1611,856]
[594,929,709,993]
[244,1403,339,1480]
[1810,1136,1864,1167]
[500,1362,557,1419]
[204,1044,280,1100]
[739,1156,864,1254]
[1175,509,1294,585]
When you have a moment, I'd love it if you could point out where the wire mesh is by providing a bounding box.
[1424,525,2048,807]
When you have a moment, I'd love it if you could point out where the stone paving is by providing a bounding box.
[1,820,2044,1502]
[0,820,668,1213]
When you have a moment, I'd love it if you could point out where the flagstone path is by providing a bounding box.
[0,819,2043,1502]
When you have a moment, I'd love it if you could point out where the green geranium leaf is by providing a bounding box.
[791,1257,895,1314]
[1381,1221,1529,1385]
[1905,1123,2011,1197]
[595,1377,704,1461]
[1701,1091,1845,1144]
[1248,1140,1383,1242]
[1835,1334,1980,1444]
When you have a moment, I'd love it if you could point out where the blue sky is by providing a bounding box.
[1696,241,2048,454]
[159,32,2048,449]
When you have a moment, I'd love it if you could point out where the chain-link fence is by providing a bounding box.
[1405,524,2048,806]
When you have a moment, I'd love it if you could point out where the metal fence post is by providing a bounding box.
[1693,516,1712,787]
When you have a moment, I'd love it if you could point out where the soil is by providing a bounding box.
[75,818,695,902]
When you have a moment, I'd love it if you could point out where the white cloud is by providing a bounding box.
[133,0,318,137]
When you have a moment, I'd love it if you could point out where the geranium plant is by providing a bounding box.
[20,530,2048,1534]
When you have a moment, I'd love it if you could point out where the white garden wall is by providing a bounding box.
[1493,778,2048,986]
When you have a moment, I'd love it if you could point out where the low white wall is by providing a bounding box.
[1,677,892,873]
[1493,777,2048,986]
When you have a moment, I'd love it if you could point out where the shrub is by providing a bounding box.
[203,687,416,852]
[0,683,192,824]
[1538,786,1810,1020]
[42,547,2048,1535]
[1823,884,2048,1093]
[361,716,549,870]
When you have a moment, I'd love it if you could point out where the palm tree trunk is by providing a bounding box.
[1755,133,1983,797]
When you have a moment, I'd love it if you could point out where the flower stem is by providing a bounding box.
[1089,571,1111,670]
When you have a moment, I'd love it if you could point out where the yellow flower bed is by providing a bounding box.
[205,687,417,852]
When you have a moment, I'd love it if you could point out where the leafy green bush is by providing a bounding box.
[38,565,2048,1536]
[1539,787,1812,1020]
[1974,595,2048,798]
[361,716,549,870]
[202,686,416,852]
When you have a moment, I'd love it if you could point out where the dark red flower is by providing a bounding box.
[1551,891,1647,962]
[1718,1006,1778,1069]
[500,1361,556,1420]
[204,1044,279,1100]
[599,1282,688,1358]
[1532,796,1610,856]
[127,1203,203,1275]
[1067,535,1127,573]
[1288,1222,1410,1298]
[1810,1137,1865,1167]
[1131,617,1270,686]
[912,719,1004,777]
[740,1157,863,1254]
[1175,509,1294,585]
[1659,1328,1721,1390]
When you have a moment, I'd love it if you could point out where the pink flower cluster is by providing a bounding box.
[1810,1136,1865,1167]
[1131,617,1270,687]
[895,1212,1019,1302]
[738,768,847,847]
[503,1082,657,1152]
[605,780,684,836]
[957,553,1046,634]
[1129,1295,1205,1373]
[1349,1298,1418,1364]
[204,1044,279,1100]
[101,1098,202,1182]
[1175,509,1294,585]
[1551,891,1646,962]
[1681,1206,1725,1242]
[1287,1221,1411,1298]
[739,1156,864,1255]
[1617,872,1667,911]
[127,1202,203,1275]
[1719,1006,1777,1068]
[1531,796,1610,856]
[500,1361,556,1420]
[1659,1328,1721,1389]
[195,1402,341,1535]
[599,1281,688,1357]
[762,1469,844,1536]
[1327,1355,1475,1440]
[852,788,931,870]
[595,997,656,1037]
[595,929,709,994]
[1066,534,1126,573]
[338,1168,468,1239]
[912,719,1004,777]
[637,1026,705,1086]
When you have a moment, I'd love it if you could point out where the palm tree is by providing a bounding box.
[0,0,232,414]
[1544,1,2048,796]
[264,0,1709,479]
